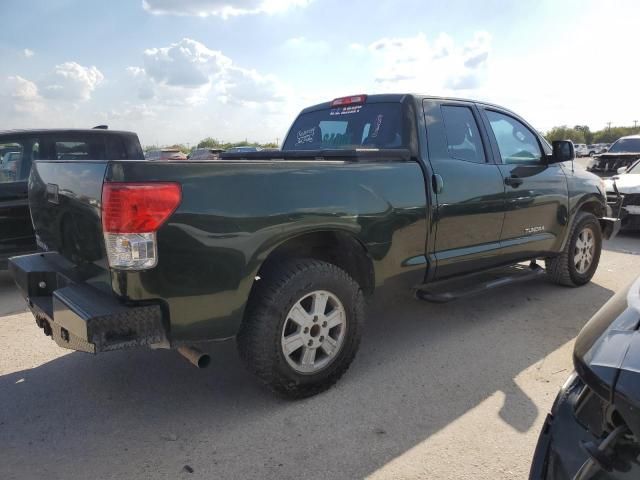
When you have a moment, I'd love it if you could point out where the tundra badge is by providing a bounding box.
[524,225,545,234]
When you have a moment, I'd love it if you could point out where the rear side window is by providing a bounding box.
[0,143,24,182]
[486,111,541,164]
[441,106,486,163]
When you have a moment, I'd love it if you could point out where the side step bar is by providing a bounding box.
[416,262,546,303]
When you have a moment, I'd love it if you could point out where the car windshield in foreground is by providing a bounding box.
[608,138,640,153]
[628,160,640,173]
[282,102,405,151]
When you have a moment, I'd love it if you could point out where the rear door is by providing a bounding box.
[479,107,569,260]
[0,136,37,263]
[423,99,506,279]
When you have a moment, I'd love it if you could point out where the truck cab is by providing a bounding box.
[0,129,144,269]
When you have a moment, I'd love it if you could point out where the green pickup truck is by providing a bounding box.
[10,94,620,398]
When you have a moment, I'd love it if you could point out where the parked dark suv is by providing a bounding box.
[0,128,144,268]
[530,276,640,479]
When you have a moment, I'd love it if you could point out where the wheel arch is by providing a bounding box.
[252,230,376,297]
[576,197,605,219]
[560,195,605,251]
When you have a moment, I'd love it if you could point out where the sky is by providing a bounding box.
[0,0,639,147]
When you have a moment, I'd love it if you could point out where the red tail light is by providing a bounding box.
[102,182,182,234]
[330,94,367,107]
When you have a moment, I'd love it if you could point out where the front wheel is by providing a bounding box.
[546,212,602,286]
[237,259,365,398]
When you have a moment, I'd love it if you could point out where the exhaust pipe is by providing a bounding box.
[177,346,211,368]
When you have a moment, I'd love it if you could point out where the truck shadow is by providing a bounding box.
[0,278,614,479]
[0,270,25,316]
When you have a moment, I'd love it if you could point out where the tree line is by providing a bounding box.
[544,124,640,144]
[144,137,279,153]
[147,124,640,152]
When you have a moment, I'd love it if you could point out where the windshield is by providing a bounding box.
[608,137,640,153]
[628,160,640,173]
[283,102,405,151]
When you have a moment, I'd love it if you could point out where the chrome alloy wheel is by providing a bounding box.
[574,227,595,274]
[280,290,347,374]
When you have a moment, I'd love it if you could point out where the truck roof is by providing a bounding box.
[300,93,519,116]
[0,128,138,137]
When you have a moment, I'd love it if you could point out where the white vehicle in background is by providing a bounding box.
[605,159,640,230]
[586,144,600,156]
[574,143,588,157]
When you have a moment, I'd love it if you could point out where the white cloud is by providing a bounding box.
[220,66,286,105]
[104,103,158,121]
[128,38,286,107]
[23,48,35,58]
[367,31,491,93]
[40,62,104,101]
[284,36,330,55]
[142,38,231,87]
[142,0,311,18]
[5,76,43,113]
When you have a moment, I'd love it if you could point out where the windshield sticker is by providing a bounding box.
[330,105,363,116]
[296,127,316,144]
[322,133,353,147]
[371,114,384,138]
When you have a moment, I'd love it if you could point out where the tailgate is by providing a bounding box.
[29,160,108,267]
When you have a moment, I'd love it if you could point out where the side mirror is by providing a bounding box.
[618,166,628,174]
[549,140,575,164]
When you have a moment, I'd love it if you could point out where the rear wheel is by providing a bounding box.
[546,212,602,286]
[237,259,365,398]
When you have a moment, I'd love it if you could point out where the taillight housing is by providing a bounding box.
[101,182,181,270]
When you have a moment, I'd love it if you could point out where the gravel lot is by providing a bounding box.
[1,231,639,480]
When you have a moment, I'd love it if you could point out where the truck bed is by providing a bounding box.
[26,156,428,344]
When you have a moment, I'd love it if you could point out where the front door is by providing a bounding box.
[423,100,506,279]
[479,108,569,261]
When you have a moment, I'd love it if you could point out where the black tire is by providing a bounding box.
[545,212,602,286]
[237,258,365,398]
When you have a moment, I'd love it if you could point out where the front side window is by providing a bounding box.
[441,105,486,163]
[487,111,541,164]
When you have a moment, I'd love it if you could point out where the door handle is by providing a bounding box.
[504,175,523,188]
[432,174,444,194]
